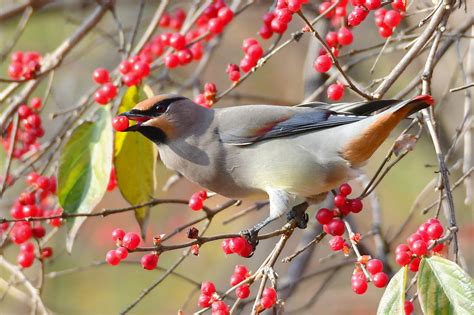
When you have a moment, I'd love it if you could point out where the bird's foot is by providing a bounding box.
[286,202,309,229]
[240,228,259,254]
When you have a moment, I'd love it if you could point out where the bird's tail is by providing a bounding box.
[341,95,435,165]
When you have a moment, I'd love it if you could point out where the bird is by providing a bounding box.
[119,94,434,248]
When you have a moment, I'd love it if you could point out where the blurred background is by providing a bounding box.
[0,0,472,314]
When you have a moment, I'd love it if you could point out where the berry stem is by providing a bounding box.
[343,219,372,281]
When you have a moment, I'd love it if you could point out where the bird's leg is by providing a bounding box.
[286,202,309,229]
[240,216,278,251]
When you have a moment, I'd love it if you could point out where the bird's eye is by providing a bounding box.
[155,103,168,113]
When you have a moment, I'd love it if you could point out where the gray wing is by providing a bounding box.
[217,105,365,146]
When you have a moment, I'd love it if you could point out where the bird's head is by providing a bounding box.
[119,94,207,144]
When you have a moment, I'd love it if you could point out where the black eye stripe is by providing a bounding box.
[137,97,186,116]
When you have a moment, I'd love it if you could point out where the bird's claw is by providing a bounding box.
[286,209,309,229]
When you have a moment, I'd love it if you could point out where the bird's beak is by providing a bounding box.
[119,110,153,132]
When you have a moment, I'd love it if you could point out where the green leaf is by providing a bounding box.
[377,266,408,315]
[58,106,113,252]
[418,255,474,315]
[115,85,157,238]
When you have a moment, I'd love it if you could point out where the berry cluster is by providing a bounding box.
[394,218,445,272]
[374,1,405,38]
[2,98,44,159]
[119,55,152,87]
[315,183,363,238]
[17,241,53,268]
[351,258,389,295]
[194,83,218,108]
[226,64,240,82]
[257,0,310,39]
[7,51,42,80]
[4,173,60,268]
[198,265,251,313]
[159,8,187,31]
[260,287,277,309]
[188,190,208,211]
[92,68,118,105]
[106,229,160,270]
[221,237,253,257]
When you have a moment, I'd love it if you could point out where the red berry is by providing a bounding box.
[337,28,353,46]
[325,32,338,48]
[427,223,443,239]
[367,259,384,275]
[18,105,32,119]
[263,12,275,26]
[335,6,347,17]
[169,33,186,50]
[11,51,23,63]
[105,250,120,266]
[339,184,352,196]
[25,114,41,129]
[275,8,293,24]
[329,235,345,251]
[263,287,277,301]
[119,60,132,74]
[379,26,393,38]
[242,38,259,53]
[327,83,345,101]
[221,239,233,254]
[352,270,366,282]
[159,13,171,27]
[229,237,245,254]
[287,0,302,12]
[11,223,32,244]
[198,294,212,308]
[122,72,140,87]
[230,274,245,286]
[411,240,427,256]
[190,43,203,60]
[229,70,240,82]
[234,265,249,277]
[164,53,180,68]
[327,218,345,236]
[93,68,110,84]
[334,195,346,207]
[112,116,129,132]
[365,0,381,10]
[22,205,38,217]
[211,301,228,312]
[115,247,128,260]
[396,244,410,253]
[30,97,42,110]
[432,242,444,253]
[236,284,250,299]
[32,226,46,238]
[141,253,159,270]
[41,247,53,258]
[122,232,140,250]
[20,241,35,253]
[373,272,389,288]
[409,257,420,272]
[270,18,288,34]
[316,208,333,224]
[217,7,234,25]
[8,63,23,79]
[259,24,273,39]
[238,241,253,257]
[384,10,402,28]
[395,252,411,266]
[201,281,216,295]
[240,57,254,73]
[208,18,224,33]
[392,0,406,11]
[177,49,193,65]
[189,196,203,211]
[101,83,118,100]
[314,54,332,73]
[246,44,264,61]
[319,2,335,18]
[375,8,387,17]
[404,300,414,314]
[261,296,275,309]
[351,278,368,294]
[407,233,422,246]
[133,61,150,78]
[94,89,109,105]
[18,251,35,268]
